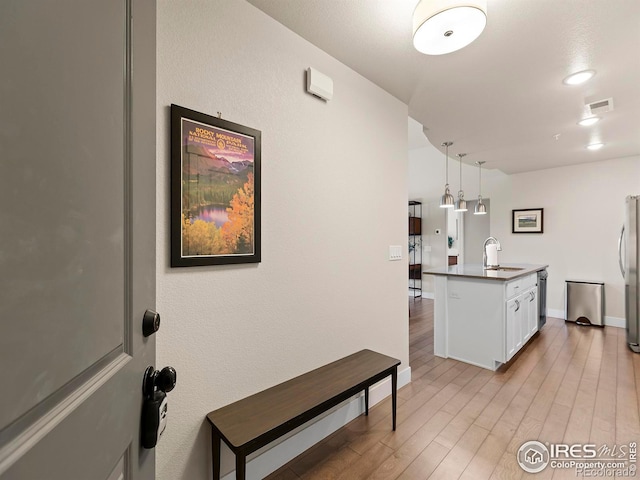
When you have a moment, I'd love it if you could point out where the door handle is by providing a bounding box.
[618,224,625,278]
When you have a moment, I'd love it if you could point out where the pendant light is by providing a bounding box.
[412,0,487,56]
[454,153,468,212]
[474,160,487,215]
[439,141,455,208]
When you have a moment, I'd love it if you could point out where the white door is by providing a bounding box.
[528,287,539,337]
[0,1,157,479]
[522,289,532,343]
[506,297,520,361]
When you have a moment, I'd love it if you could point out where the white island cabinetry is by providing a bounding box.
[427,264,546,371]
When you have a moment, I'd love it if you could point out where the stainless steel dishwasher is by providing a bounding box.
[538,269,548,328]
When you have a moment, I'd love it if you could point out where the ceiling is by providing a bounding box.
[247,0,640,174]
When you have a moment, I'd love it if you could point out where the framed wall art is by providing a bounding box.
[512,208,544,234]
[171,105,261,267]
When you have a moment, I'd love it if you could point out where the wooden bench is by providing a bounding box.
[206,349,401,480]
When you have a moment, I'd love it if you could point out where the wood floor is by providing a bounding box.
[266,298,640,480]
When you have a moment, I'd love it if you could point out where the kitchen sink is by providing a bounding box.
[484,266,525,271]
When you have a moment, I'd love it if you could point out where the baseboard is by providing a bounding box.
[408,291,434,299]
[547,308,565,320]
[547,309,625,328]
[220,365,411,480]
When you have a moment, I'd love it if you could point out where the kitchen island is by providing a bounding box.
[424,263,548,371]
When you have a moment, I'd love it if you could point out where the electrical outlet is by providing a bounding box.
[389,245,402,261]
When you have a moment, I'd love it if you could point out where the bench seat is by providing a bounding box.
[206,349,400,480]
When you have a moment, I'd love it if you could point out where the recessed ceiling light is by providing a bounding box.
[563,69,596,86]
[578,116,601,127]
[586,143,604,150]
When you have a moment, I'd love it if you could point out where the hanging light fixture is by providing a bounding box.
[474,160,487,215]
[454,153,468,212]
[412,0,487,55]
[440,141,455,208]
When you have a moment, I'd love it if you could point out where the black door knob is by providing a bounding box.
[143,310,161,337]
[143,366,177,397]
[157,366,177,393]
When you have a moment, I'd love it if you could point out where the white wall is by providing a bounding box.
[156,2,409,480]
[489,155,640,320]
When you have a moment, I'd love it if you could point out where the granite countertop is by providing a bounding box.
[423,263,548,281]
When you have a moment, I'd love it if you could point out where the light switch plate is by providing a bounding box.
[389,245,402,261]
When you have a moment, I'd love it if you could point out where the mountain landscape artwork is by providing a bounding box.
[171,105,261,266]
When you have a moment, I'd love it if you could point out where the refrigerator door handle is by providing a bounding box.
[618,224,625,278]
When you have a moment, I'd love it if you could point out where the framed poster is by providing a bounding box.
[512,208,544,234]
[171,105,261,267]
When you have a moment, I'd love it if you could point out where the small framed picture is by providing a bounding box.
[171,104,261,267]
[512,208,544,234]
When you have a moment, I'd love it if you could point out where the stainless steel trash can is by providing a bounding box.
[566,280,605,327]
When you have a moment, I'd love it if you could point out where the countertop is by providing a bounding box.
[423,263,548,281]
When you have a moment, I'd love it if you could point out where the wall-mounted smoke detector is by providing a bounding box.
[586,98,614,116]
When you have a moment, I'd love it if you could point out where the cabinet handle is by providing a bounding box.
[515,300,520,312]
[530,291,535,302]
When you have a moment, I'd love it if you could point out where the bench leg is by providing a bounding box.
[212,431,221,480]
[236,453,246,480]
[364,387,369,415]
[391,366,398,431]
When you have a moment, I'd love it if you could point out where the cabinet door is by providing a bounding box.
[528,287,539,337]
[506,296,521,361]
[522,289,532,343]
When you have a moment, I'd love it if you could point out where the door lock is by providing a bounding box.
[141,366,177,449]
[142,309,161,337]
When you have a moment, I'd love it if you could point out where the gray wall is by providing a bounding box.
[422,201,447,294]
[156,1,409,479]
[464,199,491,264]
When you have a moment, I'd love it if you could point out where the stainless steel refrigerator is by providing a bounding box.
[620,195,640,353]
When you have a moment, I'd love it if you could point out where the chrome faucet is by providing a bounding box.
[483,237,502,269]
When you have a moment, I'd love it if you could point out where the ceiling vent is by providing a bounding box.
[586,98,614,115]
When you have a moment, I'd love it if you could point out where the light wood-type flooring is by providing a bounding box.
[266,298,640,479]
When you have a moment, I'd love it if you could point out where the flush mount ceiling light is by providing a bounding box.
[440,141,455,208]
[562,69,596,86]
[413,0,487,55]
[587,142,604,150]
[454,153,468,212]
[474,161,487,215]
[578,116,601,127]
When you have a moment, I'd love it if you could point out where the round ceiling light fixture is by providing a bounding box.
[413,0,487,55]
[562,69,596,86]
[578,116,601,127]
[586,142,604,150]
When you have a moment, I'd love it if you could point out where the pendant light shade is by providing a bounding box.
[475,201,487,215]
[474,160,487,215]
[454,153,468,212]
[440,141,455,208]
[413,0,487,55]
